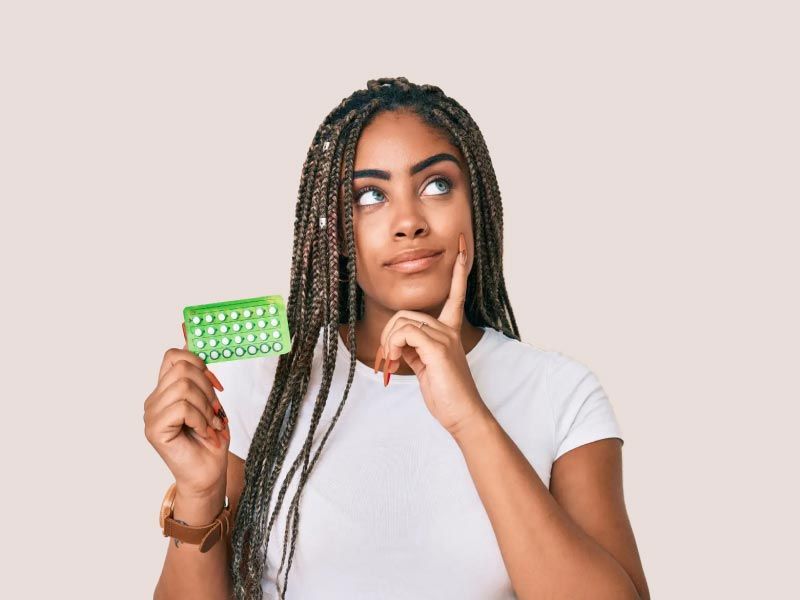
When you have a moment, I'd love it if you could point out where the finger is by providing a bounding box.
[150,375,223,432]
[380,312,447,357]
[178,322,224,392]
[159,346,207,383]
[437,231,469,331]
[157,398,220,447]
[384,321,448,365]
[153,359,219,411]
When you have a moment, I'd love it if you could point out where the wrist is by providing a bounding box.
[450,405,497,447]
[173,484,227,526]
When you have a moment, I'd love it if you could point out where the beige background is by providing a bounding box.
[2,1,797,598]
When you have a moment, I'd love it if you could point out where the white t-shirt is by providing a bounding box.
[212,325,624,599]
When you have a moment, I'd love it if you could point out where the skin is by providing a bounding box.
[192,109,647,599]
[335,108,485,374]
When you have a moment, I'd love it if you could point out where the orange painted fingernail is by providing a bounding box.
[205,369,224,392]
[384,366,391,386]
[373,345,384,374]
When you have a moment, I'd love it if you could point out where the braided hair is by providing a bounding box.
[229,76,520,598]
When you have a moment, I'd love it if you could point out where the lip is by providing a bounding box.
[384,250,445,273]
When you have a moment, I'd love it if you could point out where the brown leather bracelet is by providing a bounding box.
[160,483,231,553]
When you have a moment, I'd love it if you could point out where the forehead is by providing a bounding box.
[353,110,459,168]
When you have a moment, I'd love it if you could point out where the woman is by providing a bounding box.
[146,77,650,599]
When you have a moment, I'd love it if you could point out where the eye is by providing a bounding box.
[422,176,452,196]
[354,185,385,206]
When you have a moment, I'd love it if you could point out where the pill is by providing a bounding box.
[233,323,241,332]
[223,348,232,358]
[209,339,217,347]
[272,331,281,338]
[196,340,205,348]
[205,314,213,323]
[270,318,278,327]
[247,333,255,342]
[269,306,277,314]
[256,307,265,316]
[245,321,254,330]
[192,316,201,325]
[234,335,243,344]
[272,342,282,352]
[231,311,239,319]
[207,326,215,335]
[194,327,203,336]
[210,350,220,359]
[258,319,266,328]
[243,309,252,318]
[235,347,245,356]
[260,332,268,340]
[220,324,229,333]
[199,352,207,360]
[221,337,230,345]
[217,312,226,321]
[260,343,270,353]
[248,345,257,354]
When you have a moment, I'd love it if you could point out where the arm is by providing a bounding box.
[452,411,650,600]
[154,452,246,600]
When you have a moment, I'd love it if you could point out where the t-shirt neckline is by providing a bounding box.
[336,325,495,384]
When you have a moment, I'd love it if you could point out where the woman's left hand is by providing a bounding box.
[375,232,490,438]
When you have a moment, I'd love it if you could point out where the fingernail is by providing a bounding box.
[373,345,384,374]
[384,367,391,387]
[219,427,230,442]
[459,233,467,265]
[212,416,223,431]
[205,369,224,392]
[181,322,187,342]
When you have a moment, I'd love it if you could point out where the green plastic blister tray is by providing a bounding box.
[182,295,292,364]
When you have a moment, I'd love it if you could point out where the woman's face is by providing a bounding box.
[337,109,474,315]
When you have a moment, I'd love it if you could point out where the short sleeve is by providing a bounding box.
[211,357,278,460]
[548,351,624,461]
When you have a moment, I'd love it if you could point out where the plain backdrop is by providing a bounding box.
[1,1,797,598]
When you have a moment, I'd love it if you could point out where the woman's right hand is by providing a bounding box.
[144,330,230,499]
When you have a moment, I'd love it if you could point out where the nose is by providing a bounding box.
[391,195,429,239]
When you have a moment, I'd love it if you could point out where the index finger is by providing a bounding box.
[437,231,469,331]
[157,323,206,382]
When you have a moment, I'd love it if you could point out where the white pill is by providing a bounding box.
[209,339,217,347]
[192,316,201,325]
[270,318,278,327]
[256,307,264,316]
[248,346,257,354]
[247,334,255,342]
[272,331,281,338]
[243,309,252,318]
[217,312,226,321]
[210,350,219,359]
[232,323,241,332]
[205,314,213,323]
[223,349,232,358]
[245,321,253,330]
[235,347,244,356]
[221,337,230,345]
[231,311,239,319]
[207,326,215,335]
[199,352,207,360]
[260,332,268,340]
[268,305,277,314]
[194,328,202,336]
[220,325,228,333]
[260,343,270,353]
[234,335,242,344]
[258,319,266,328]
[272,342,282,352]
[196,340,205,348]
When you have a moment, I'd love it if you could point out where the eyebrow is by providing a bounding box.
[340,152,462,185]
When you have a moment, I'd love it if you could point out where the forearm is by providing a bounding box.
[452,410,641,600]
[154,485,233,600]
